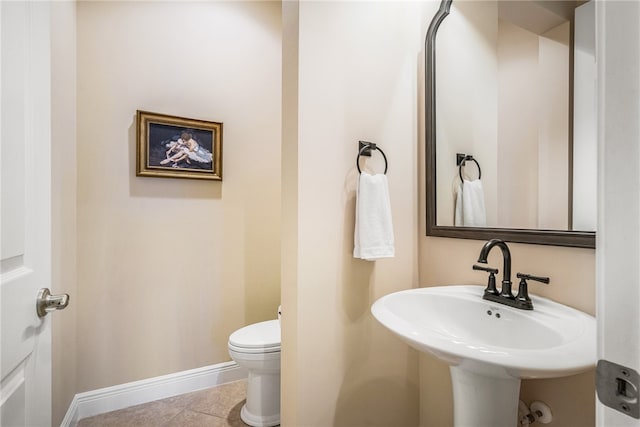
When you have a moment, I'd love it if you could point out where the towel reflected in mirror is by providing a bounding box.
[454,179,487,227]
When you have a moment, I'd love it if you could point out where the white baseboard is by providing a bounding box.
[60,361,246,427]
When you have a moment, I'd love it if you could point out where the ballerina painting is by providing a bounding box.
[136,110,223,181]
[160,131,213,167]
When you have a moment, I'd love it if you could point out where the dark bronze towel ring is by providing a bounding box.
[357,142,388,174]
[457,153,481,182]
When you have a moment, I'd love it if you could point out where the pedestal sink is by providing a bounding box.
[371,285,596,427]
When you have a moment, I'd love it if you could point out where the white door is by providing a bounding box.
[596,0,640,426]
[0,2,59,426]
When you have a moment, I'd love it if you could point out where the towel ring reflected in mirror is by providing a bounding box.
[357,143,388,175]
[457,154,481,183]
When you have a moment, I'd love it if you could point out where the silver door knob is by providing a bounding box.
[36,288,70,318]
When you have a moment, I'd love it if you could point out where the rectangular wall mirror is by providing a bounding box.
[425,0,596,248]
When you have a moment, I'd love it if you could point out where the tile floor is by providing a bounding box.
[77,380,251,427]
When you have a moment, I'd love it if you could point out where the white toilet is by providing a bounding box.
[228,319,281,427]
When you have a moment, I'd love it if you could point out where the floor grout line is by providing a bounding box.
[159,408,184,427]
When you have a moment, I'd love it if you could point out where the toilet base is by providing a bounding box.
[240,403,280,427]
[240,368,280,427]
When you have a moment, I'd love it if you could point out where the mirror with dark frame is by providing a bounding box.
[425,0,596,248]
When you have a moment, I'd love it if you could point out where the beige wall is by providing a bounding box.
[280,1,299,424]
[74,0,281,393]
[51,1,78,424]
[281,1,440,425]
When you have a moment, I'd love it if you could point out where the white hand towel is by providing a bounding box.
[454,184,464,226]
[353,172,395,260]
[454,179,487,227]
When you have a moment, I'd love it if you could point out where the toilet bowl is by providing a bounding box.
[228,319,281,427]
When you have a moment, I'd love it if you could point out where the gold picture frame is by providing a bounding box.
[136,110,223,180]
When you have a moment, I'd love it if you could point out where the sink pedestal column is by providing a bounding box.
[450,366,520,427]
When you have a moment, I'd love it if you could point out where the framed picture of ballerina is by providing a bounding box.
[136,110,223,180]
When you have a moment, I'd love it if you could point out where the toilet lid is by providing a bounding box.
[228,320,280,353]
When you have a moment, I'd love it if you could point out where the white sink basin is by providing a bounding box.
[371,285,595,378]
[372,285,596,426]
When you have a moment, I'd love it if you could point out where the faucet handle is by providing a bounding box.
[473,265,499,296]
[514,273,550,310]
[516,272,550,284]
[473,264,498,274]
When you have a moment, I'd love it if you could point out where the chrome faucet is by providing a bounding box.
[474,238,549,310]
